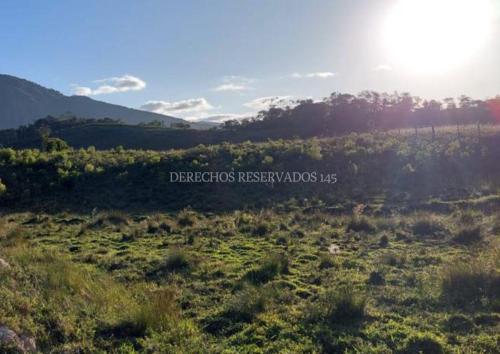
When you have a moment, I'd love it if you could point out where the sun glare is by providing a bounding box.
[383,0,493,74]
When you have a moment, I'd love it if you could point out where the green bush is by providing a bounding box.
[315,286,367,325]
[224,286,268,322]
[346,216,375,233]
[203,286,268,335]
[91,211,130,228]
[252,222,271,237]
[163,249,192,273]
[441,255,499,307]
[177,210,196,227]
[452,226,483,245]
[444,314,474,333]
[243,253,289,284]
[401,333,445,354]
[44,137,70,152]
[367,271,385,285]
[411,214,446,237]
[318,253,337,270]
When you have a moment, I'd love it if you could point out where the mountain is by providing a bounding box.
[0,74,212,129]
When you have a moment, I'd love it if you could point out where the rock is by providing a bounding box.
[0,326,36,353]
[328,244,340,255]
[19,335,37,353]
[0,326,23,351]
[0,258,10,269]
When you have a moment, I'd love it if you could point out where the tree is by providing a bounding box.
[45,137,70,152]
[415,100,442,139]
[171,122,191,129]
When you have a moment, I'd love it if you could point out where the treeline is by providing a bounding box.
[0,92,499,151]
[224,92,500,138]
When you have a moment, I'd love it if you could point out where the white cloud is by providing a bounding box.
[212,75,254,92]
[72,74,146,96]
[214,83,249,92]
[140,98,214,119]
[73,86,92,96]
[291,72,336,79]
[195,113,254,123]
[244,96,296,111]
[374,64,393,71]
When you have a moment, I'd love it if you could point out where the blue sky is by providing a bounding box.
[1,0,499,121]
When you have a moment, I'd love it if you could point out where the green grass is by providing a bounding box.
[0,202,498,352]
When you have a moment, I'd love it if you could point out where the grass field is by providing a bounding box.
[1,203,499,353]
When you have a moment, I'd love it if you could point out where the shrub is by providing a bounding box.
[243,253,289,284]
[318,253,337,270]
[452,226,483,245]
[411,214,446,238]
[453,209,482,225]
[45,137,70,152]
[401,333,445,354]
[131,287,179,332]
[379,234,389,247]
[346,216,375,233]
[444,314,474,333]
[177,210,196,227]
[252,222,271,237]
[91,211,130,228]
[441,256,499,307]
[380,252,406,267]
[203,286,268,335]
[223,286,268,322]
[367,271,385,285]
[100,287,179,338]
[316,286,367,325]
[163,249,192,273]
[275,235,288,246]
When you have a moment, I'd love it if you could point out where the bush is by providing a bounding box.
[252,222,271,237]
[44,137,70,152]
[444,314,474,333]
[441,256,499,307]
[401,333,445,354]
[224,287,268,322]
[411,214,446,238]
[99,287,179,338]
[379,234,389,247]
[318,253,337,270]
[243,253,289,284]
[163,249,192,273]
[316,286,367,325]
[452,226,483,245]
[380,252,406,267]
[346,216,375,233]
[203,286,268,335]
[367,271,385,285]
[177,210,196,227]
[91,211,130,228]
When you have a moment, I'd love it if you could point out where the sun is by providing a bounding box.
[382,0,493,74]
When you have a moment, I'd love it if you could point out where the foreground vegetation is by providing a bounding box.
[0,128,499,352]
[1,206,499,353]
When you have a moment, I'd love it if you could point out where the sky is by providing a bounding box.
[1,0,499,122]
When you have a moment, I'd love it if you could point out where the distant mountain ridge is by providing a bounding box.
[0,74,211,129]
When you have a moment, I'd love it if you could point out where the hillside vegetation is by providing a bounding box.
[1,91,499,151]
[1,126,500,211]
